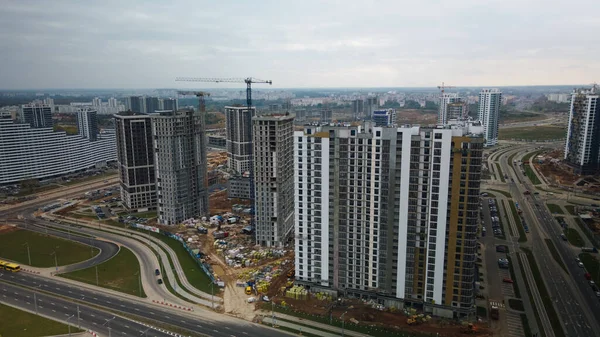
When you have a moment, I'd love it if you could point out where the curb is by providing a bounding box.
[129,318,192,337]
[22,268,41,274]
[152,299,194,312]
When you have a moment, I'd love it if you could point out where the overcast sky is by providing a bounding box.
[1,0,598,89]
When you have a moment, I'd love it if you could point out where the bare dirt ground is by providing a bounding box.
[0,224,18,234]
[395,110,437,125]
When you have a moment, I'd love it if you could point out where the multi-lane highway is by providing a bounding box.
[0,272,286,337]
[498,146,600,337]
[0,281,176,337]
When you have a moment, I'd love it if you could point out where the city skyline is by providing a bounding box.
[1,0,599,89]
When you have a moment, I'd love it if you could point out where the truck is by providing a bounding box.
[581,247,598,253]
[490,306,499,320]
[213,231,229,239]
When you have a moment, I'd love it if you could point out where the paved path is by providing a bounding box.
[259,311,371,337]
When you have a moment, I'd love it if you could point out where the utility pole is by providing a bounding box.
[103,316,115,337]
[66,314,74,336]
[23,242,31,265]
[209,281,214,309]
[341,311,348,337]
[95,265,99,286]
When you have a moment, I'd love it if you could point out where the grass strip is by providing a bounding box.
[508,299,524,311]
[60,246,147,298]
[544,239,568,274]
[509,202,527,242]
[0,229,99,267]
[564,228,585,247]
[0,302,84,336]
[546,204,564,214]
[501,199,516,237]
[506,256,521,298]
[496,163,506,182]
[521,313,533,337]
[574,218,598,249]
[490,189,512,198]
[259,302,429,337]
[565,205,577,215]
[579,253,600,284]
[524,165,541,185]
[517,252,545,337]
[522,248,565,337]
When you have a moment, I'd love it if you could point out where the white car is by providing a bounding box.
[578,262,584,268]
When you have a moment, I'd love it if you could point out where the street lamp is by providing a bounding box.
[140,327,150,336]
[22,242,31,265]
[208,281,214,309]
[341,311,348,337]
[50,250,58,272]
[103,316,115,337]
[66,314,75,336]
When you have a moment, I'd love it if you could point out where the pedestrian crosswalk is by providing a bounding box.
[489,300,505,308]
[506,311,525,337]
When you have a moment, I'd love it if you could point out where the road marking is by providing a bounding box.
[27,302,30,304]
[181,320,186,323]
[197,325,202,328]
[65,313,69,317]
[134,308,139,311]
[149,312,155,315]
[2,295,5,298]
[120,304,125,307]
[56,288,60,290]
[93,322,97,325]
[26,295,30,298]
[51,302,55,305]
[125,325,129,328]
[52,310,56,312]
[107,301,111,304]
[68,291,72,293]
[93,297,98,300]
[213,330,219,333]
[165,316,170,319]
[13,292,18,295]
[91,314,95,317]
[39,305,43,308]
[64,306,68,309]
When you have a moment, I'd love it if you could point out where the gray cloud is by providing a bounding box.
[0,0,598,89]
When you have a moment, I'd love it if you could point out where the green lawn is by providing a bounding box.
[496,163,505,182]
[502,199,516,237]
[60,246,146,298]
[522,248,565,337]
[579,253,600,284]
[509,202,527,242]
[0,229,98,267]
[506,255,521,298]
[565,205,577,215]
[524,165,542,185]
[546,204,564,214]
[133,211,157,219]
[499,126,566,141]
[545,239,568,274]
[574,218,598,249]
[522,150,542,163]
[508,152,517,166]
[490,189,512,198]
[564,228,585,247]
[509,299,524,311]
[0,302,83,337]
[141,231,217,295]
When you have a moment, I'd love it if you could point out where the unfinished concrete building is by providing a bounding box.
[253,114,295,247]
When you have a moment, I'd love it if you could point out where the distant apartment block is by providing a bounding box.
[352,99,364,120]
[365,97,379,119]
[438,93,466,125]
[152,110,208,225]
[225,106,255,174]
[372,109,396,127]
[547,93,570,103]
[145,97,160,114]
[77,108,98,141]
[0,117,116,184]
[114,112,156,212]
[20,103,53,129]
[564,85,600,175]
[320,109,333,123]
[160,98,178,112]
[294,122,483,318]
[478,89,501,147]
[253,114,295,247]
[126,96,145,113]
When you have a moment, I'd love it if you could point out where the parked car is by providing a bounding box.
[155,269,160,276]
[578,262,585,268]
[502,278,514,283]
[157,279,163,285]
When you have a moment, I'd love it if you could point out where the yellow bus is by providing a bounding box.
[0,260,21,272]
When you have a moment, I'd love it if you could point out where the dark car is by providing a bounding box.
[157,279,163,285]
[155,269,160,276]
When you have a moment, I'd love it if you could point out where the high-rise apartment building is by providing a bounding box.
[294,123,483,318]
[161,98,178,112]
[145,97,160,114]
[478,89,501,147]
[320,109,333,123]
[564,85,600,175]
[253,114,295,247]
[126,96,145,113]
[372,109,396,127]
[77,108,98,141]
[438,93,466,125]
[225,106,255,174]
[365,97,379,119]
[20,103,53,128]
[352,99,364,120]
[92,97,102,107]
[114,112,157,212]
[108,97,118,108]
[152,110,208,225]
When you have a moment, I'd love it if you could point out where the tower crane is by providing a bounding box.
[177,90,210,113]
[175,77,272,113]
[437,82,456,95]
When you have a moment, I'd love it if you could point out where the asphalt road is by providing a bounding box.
[0,281,175,337]
[501,148,600,337]
[0,272,288,337]
[15,221,119,273]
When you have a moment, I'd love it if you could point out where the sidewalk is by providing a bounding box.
[258,311,371,337]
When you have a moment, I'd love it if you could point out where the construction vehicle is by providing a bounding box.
[461,323,479,334]
[406,314,430,325]
[287,269,295,278]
